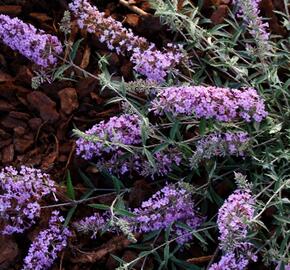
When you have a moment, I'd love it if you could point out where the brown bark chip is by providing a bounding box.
[27,91,59,123]
[58,88,79,115]
[0,236,19,269]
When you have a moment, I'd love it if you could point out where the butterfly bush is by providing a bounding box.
[22,211,71,270]
[69,0,184,82]
[0,166,56,235]
[233,0,271,54]
[75,114,181,177]
[190,131,250,168]
[75,184,203,245]
[74,213,107,238]
[209,246,256,270]
[151,86,267,122]
[0,15,62,67]
[76,114,142,159]
[218,188,255,251]
[209,187,257,270]
[76,113,142,175]
[128,183,203,244]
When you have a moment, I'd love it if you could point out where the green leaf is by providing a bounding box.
[53,64,71,80]
[171,256,201,270]
[142,230,161,242]
[141,124,149,145]
[88,204,135,217]
[176,222,207,245]
[78,168,95,189]
[101,170,125,194]
[273,215,290,224]
[144,148,156,169]
[152,143,169,154]
[110,254,126,265]
[170,121,180,140]
[64,206,77,227]
[269,123,282,134]
[114,208,136,218]
[89,203,110,210]
[199,118,206,136]
[66,170,75,200]
[69,38,83,61]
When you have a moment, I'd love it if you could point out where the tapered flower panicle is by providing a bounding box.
[191,132,250,167]
[0,15,62,67]
[209,187,257,270]
[74,213,107,238]
[129,184,203,244]
[75,184,203,245]
[22,211,71,270]
[0,166,56,234]
[217,189,255,252]
[75,113,142,161]
[69,0,184,82]
[209,250,255,270]
[233,0,271,55]
[75,114,181,177]
[151,86,267,122]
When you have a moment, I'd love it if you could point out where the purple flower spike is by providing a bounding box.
[22,211,71,270]
[129,184,203,244]
[75,114,182,177]
[191,131,250,167]
[217,189,255,252]
[69,0,184,82]
[233,0,270,52]
[76,114,142,160]
[0,166,56,235]
[0,15,62,67]
[209,188,257,270]
[151,85,267,122]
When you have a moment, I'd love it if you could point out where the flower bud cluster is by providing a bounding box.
[233,0,271,55]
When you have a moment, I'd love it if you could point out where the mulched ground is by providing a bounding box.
[0,0,287,269]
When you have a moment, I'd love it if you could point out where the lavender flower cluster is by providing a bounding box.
[69,0,184,82]
[151,86,267,122]
[76,114,142,160]
[22,211,71,270]
[217,189,255,251]
[209,188,257,270]
[74,213,107,238]
[0,166,56,235]
[0,15,62,67]
[190,131,250,167]
[233,0,271,54]
[130,184,203,244]
[76,114,182,177]
[75,184,203,245]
